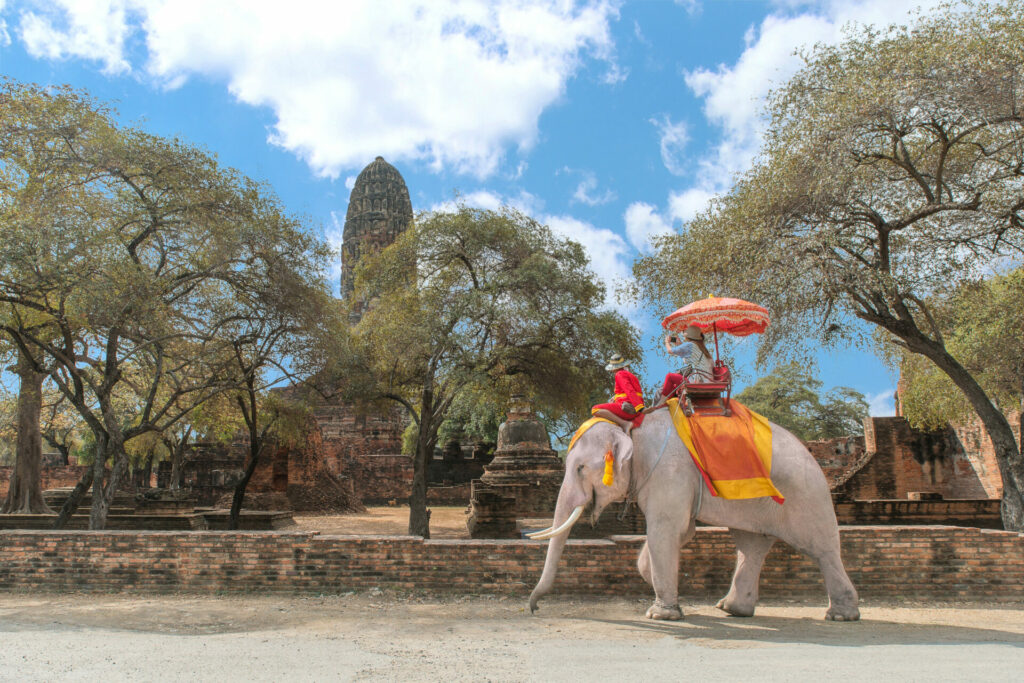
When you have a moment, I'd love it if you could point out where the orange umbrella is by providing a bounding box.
[662,296,770,337]
[663,296,769,365]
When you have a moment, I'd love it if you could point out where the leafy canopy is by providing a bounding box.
[892,269,1024,430]
[735,362,870,441]
[350,205,640,432]
[634,1,1024,363]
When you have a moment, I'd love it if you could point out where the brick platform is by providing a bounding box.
[0,526,1020,601]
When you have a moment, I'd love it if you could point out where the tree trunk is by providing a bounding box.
[229,443,262,530]
[43,434,71,466]
[904,330,1024,531]
[169,439,185,490]
[139,452,154,490]
[1,348,52,514]
[52,466,94,529]
[408,385,434,538]
[89,434,130,530]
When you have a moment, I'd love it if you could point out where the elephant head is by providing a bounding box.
[528,421,633,613]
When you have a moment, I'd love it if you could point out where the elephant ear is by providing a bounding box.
[612,428,633,466]
[602,428,633,487]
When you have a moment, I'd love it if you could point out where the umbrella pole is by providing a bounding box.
[712,322,720,363]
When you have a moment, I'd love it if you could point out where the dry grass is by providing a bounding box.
[293,505,470,538]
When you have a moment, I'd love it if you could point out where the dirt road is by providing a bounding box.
[1,593,1022,681]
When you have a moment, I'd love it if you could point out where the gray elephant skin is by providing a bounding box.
[528,408,860,621]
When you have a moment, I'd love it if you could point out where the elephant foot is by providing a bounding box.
[645,600,683,621]
[715,596,755,617]
[825,605,861,622]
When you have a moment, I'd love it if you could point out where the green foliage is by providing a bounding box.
[892,269,1024,430]
[349,204,640,429]
[735,362,869,441]
[0,79,334,527]
[632,2,1024,530]
[634,1,1024,365]
[341,203,640,533]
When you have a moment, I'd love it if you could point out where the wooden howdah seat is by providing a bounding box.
[680,360,732,417]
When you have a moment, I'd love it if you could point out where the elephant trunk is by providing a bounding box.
[528,493,584,613]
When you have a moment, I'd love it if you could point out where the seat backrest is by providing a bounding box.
[713,360,731,384]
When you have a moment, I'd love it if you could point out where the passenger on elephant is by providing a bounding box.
[591,354,645,424]
[661,325,714,399]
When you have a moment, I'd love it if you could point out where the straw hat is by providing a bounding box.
[604,354,631,371]
[683,325,705,342]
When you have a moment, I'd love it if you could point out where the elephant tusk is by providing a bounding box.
[526,505,584,540]
[525,525,553,538]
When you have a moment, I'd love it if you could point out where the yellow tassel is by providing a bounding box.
[602,450,614,486]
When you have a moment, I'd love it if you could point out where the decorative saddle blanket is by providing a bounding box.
[666,397,784,504]
[567,416,618,452]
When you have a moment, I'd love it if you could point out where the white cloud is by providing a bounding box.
[675,0,701,16]
[17,0,133,74]
[571,171,616,206]
[866,389,896,417]
[602,61,629,85]
[343,176,356,191]
[429,189,542,215]
[650,114,689,176]
[658,0,952,229]
[667,187,715,224]
[623,201,672,253]
[0,0,9,46]
[543,214,633,311]
[8,0,620,179]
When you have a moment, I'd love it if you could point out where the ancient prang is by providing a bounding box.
[340,156,414,311]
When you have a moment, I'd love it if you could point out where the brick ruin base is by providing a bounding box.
[1,526,1020,601]
[0,466,91,501]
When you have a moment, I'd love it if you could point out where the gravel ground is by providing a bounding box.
[1,593,1022,682]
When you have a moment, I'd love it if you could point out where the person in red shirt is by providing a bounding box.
[591,354,645,422]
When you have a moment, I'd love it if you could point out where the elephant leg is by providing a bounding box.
[716,529,775,617]
[643,517,686,621]
[639,519,694,590]
[637,540,653,587]
[818,549,860,622]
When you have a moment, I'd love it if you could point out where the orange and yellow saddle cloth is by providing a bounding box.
[666,397,784,504]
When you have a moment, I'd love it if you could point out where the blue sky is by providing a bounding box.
[1,0,954,415]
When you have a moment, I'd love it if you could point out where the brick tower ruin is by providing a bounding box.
[340,156,414,310]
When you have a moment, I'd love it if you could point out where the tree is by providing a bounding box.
[634,1,1024,529]
[158,393,241,491]
[0,380,15,466]
[893,268,1024,430]
[0,80,325,528]
[735,362,869,441]
[35,384,87,466]
[344,205,639,536]
[221,251,340,530]
[1,342,52,513]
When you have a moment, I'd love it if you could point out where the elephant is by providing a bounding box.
[528,408,860,621]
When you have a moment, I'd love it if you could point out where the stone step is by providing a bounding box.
[0,513,209,531]
[43,488,136,511]
[199,510,296,530]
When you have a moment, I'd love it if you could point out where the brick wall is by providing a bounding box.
[347,455,414,504]
[0,526,1020,601]
[0,465,90,500]
[836,417,995,501]
[948,410,1021,499]
[806,436,865,487]
[834,500,1001,528]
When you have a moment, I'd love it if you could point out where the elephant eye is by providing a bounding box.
[576,463,585,474]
